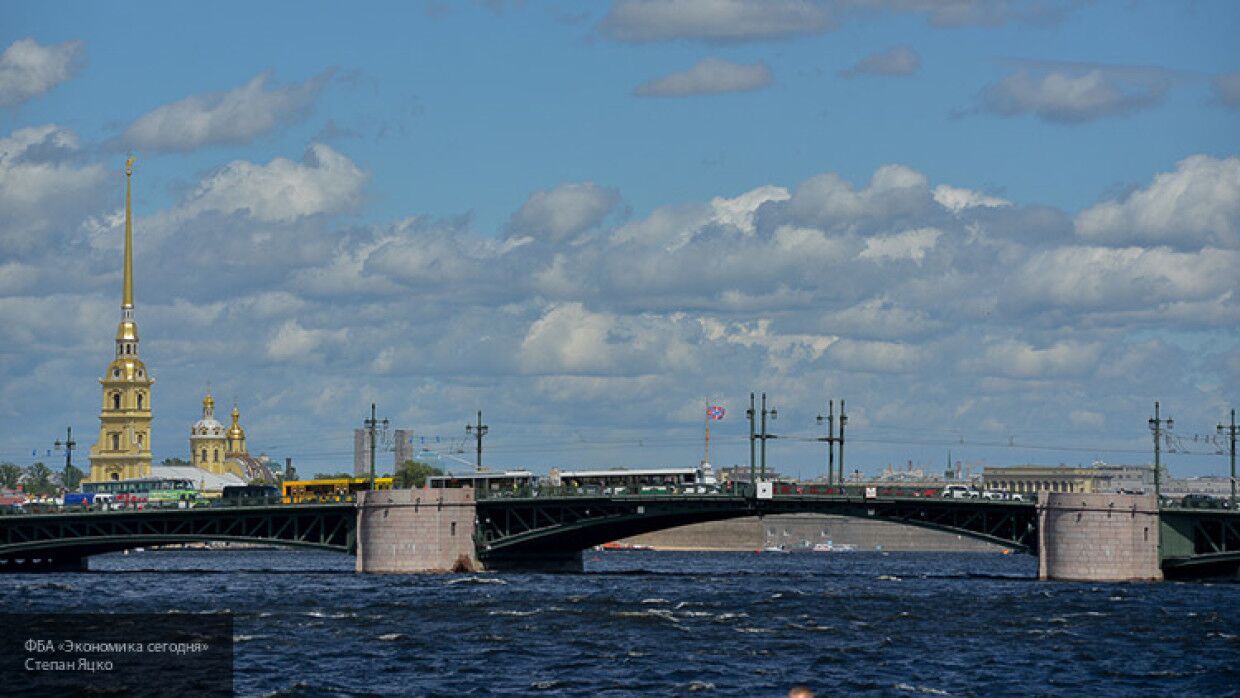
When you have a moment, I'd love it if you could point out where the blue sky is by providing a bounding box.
[1,0,1237,478]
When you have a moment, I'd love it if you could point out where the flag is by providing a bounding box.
[707,405,726,420]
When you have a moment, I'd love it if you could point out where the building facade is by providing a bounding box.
[983,463,1154,495]
[87,158,153,483]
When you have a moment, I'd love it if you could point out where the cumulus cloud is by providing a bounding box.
[265,319,345,362]
[506,182,621,242]
[600,0,833,42]
[933,184,1011,213]
[859,227,941,264]
[840,45,919,78]
[0,125,107,254]
[843,0,1081,27]
[0,38,85,107]
[178,143,366,222]
[1075,155,1240,249]
[764,164,932,231]
[969,339,1101,379]
[1214,73,1240,109]
[634,58,773,97]
[977,65,1175,123]
[122,70,332,152]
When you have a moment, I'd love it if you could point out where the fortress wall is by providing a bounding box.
[356,488,479,573]
[1037,492,1162,582]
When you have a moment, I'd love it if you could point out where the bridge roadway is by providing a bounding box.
[0,492,1235,577]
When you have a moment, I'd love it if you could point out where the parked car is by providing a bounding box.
[981,490,1005,501]
[1181,493,1225,509]
[941,485,974,499]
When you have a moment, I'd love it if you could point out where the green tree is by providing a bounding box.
[161,456,190,466]
[314,472,355,480]
[24,462,55,497]
[63,464,85,491]
[393,460,442,489]
[0,462,21,490]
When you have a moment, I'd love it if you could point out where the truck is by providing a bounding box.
[62,492,95,508]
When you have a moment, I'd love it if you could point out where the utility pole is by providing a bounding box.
[1220,409,1237,512]
[53,426,76,491]
[814,399,847,486]
[747,393,756,488]
[364,403,388,492]
[1148,401,1172,501]
[816,401,836,487]
[758,393,777,480]
[465,410,488,472]
[838,399,847,487]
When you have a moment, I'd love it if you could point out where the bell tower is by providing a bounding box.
[87,157,154,483]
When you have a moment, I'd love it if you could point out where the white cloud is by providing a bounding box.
[840,45,919,78]
[634,58,773,97]
[122,70,331,152]
[978,66,1175,123]
[518,303,695,375]
[775,164,932,229]
[265,319,345,361]
[1070,409,1104,428]
[1075,155,1240,249]
[709,185,790,234]
[1012,245,1239,311]
[0,38,84,107]
[933,184,1011,213]
[600,0,833,42]
[970,339,1102,379]
[859,227,941,264]
[506,182,620,242]
[845,0,1079,27]
[0,125,107,254]
[179,143,366,222]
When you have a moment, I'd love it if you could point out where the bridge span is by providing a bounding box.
[1,490,1236,581]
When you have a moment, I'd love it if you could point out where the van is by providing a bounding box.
[940,485,973,499]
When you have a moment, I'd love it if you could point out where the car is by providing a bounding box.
[981,490,1005,501]
[1181,493,1225,509]
[940,485,973,499]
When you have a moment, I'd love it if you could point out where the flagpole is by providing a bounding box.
[703,399,711,464]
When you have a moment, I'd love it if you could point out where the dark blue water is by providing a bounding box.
[2,549,1237,696]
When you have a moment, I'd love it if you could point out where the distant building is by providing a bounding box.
[354,428,413,476]
[983,463,1153,495]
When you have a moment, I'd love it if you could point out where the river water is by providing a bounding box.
[1,549,1236,696]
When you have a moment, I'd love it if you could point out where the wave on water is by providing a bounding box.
[447,576,507,585]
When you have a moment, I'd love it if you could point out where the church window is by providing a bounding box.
[136,433,144,448]
[201,449,207,462]
[112,393,121,410]
[111,433,120,450]
[113,369,121,378]
[137,370,144,377]
[110,472,120,481]
[137,393,144,409]
[213,449,219,462]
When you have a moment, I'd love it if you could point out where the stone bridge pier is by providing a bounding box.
[1037,492,1162,582]
[356,488,481,573]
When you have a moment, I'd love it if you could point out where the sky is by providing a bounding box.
[1,0,1237,479]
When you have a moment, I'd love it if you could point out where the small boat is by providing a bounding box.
[812,543,855,552]
[761,546,790,554]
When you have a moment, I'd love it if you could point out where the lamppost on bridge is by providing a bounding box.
[1220,408,1237,512]
[816,400,847,487]
[758,393,777,480]
[466,410,488,473]
[364,403,388,492]
[747,393,756,488]
[1149,401,1173,500]
[53,426,76,492]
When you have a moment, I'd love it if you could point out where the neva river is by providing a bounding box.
[2,549,1236,696]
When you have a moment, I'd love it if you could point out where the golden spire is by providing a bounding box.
[123,155,135,309]
[203,392,215,418]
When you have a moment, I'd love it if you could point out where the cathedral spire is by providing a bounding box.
[123,155,134,310]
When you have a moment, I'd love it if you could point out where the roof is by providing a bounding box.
[149,465,246,491]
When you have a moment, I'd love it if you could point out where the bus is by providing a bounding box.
[282,477,393,504]
[426,471,538,496]
[221,485,281,504]
[550,467,715,495]
[82,477,204,509]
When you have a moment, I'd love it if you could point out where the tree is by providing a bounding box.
[63,464,85,491]
[394,460,442,489]
[24,462,55,497]
[314,472,355,480]
[0,462,21,490]
[161,457,190,466]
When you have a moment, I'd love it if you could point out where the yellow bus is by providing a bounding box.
[282,477,393,504]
